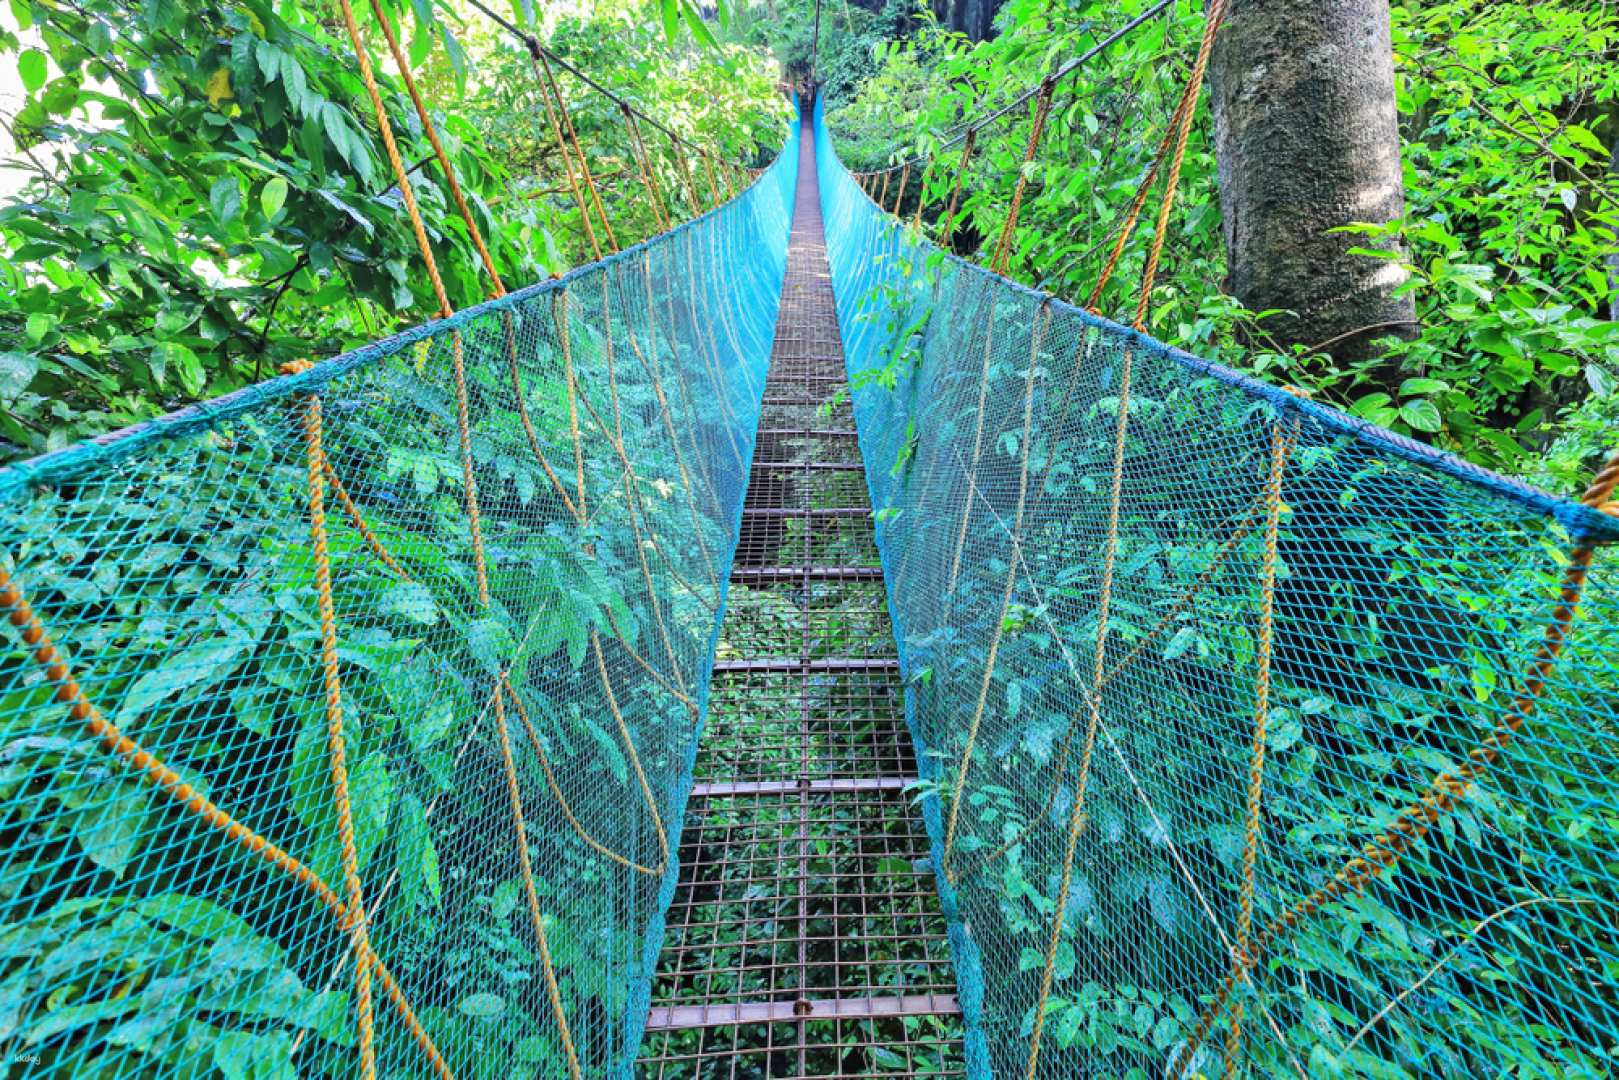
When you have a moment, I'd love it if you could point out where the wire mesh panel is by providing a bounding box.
[816,99,1619,1079]
[0,118,798,1079]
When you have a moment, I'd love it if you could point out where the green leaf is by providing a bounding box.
[1399,398,1442,433]
[381,581,439,626]
[215,1030,296,1080]
[1161,625,1197,661]
[18,49,47,93]
[117,639,247,722]
[68,781,151,876]
[398,794,442,910]
[260,176,289,220]
[150,341,205,395]
[0,352,40,401]
[680,0,716,47]
[210,177,242,226]
[457,992,505,1019]
[660,0,679,43]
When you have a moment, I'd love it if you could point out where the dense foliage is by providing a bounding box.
[821,0,1619,491]
[0,0,785,460]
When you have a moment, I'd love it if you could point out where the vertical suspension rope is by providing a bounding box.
[364,0,504,293]
[286,365,378,1080]
[1223,413,1295,1076]
[525,39,601,260]
[912,153,932,230]
[892,160,909,216]
[1170,449,1619,1078]
[328,4,581,1073]
[940,128,977,250]
[991,77,1057,276]
[877,168,891,210]
[1134,0,1229,329]
[537,44,620,253]
[625,104,671,231]
[940,303,1048,885]
[672,135,704,218]
[1029,9,1231,1077]
[701,148,724,208]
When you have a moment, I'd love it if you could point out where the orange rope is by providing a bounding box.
[322,456,411,580]
[1027,336,1134,1080]
[911,154,932,230]
[701,149,724,208]
[0,564,454,1080]
[892,161,909,216]
[1169,448,1619,1078]
[365,0,503,295]
[329,4,580,1073]
[991,77,1056,275]
[286,363,377,1080]
[672,136,704,217]
[940,304,1048,886]
[1223,415,1295,1076]
[555,292,589,517]
[877,169,891,211]
[939,129,976,250]
[506,676,661,876]
[624,105,670,232]
[1135,0,1229,329]
[535,45,618,254]
[526,41,601,261]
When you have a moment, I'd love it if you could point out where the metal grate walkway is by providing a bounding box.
[636,118,966,1077]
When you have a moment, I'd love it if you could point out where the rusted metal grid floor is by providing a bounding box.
[637,125,965,1077]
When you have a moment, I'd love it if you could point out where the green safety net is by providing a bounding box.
[816,100,1619,1078]
[0,115,797,1078]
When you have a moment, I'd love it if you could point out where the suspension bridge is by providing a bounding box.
[1,3,1617,1078]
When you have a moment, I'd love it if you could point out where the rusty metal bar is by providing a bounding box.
[644,994,963,1031]
[687,777,912,798]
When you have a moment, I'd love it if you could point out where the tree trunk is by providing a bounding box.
[1209,0,1417,364]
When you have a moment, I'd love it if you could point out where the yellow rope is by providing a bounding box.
[591,631,672,869]
[941,303,1047,884]
[1134,0,1229,330]
[911,154,932,231]
[991,77,1057,275]
[505,676,661,876]
[625,105,671,232]
[1223,415,1295,1076]
[1026,339,1134,1080]
[526,40,601,261]
[328,4,580,1072]
[1169,449,1619,1078]
[0,564,455,1079]
[939,129,976,250]
[555,291,589,518]
[365,0,504,295]
[537,46,619,255]
[286,365,377,1080]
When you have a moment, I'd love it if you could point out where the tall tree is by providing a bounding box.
[1209,0,1417,363]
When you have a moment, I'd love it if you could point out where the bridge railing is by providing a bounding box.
[0,112,798,1078]
[816,96,1619,1079]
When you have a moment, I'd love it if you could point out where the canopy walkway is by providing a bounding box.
[3,8,1619,1078]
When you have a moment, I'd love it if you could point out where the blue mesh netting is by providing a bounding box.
[816,98,1619,1078]
[0,114,797,1078]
